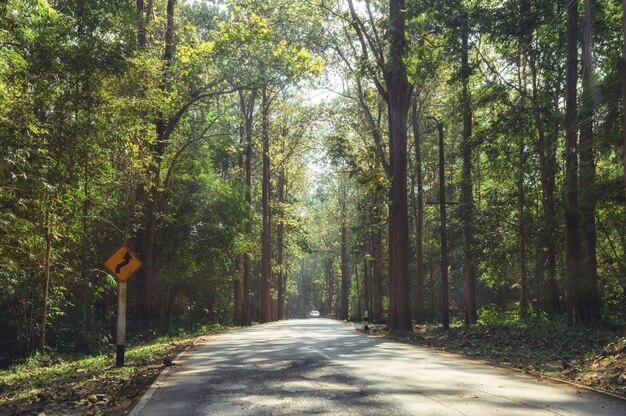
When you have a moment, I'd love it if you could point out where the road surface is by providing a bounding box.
[130,319,626,415]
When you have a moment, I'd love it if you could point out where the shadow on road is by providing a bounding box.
[136,319,625,416]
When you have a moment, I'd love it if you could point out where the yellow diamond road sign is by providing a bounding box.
[104,245,142,282]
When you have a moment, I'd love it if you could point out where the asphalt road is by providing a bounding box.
[130,319,626,416]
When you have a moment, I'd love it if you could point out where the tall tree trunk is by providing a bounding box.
[240,90,256,327]
[623,0,626,205]
[580,0,601,323]
[277,151,285,321]
[460,12,477,325]
[326,259,333,316]
[81,163,90,337]
[411,101,425,323]
[387,0,412,333]
[437,121,450,330]
[355,264,361,319]
[39,212,52,351]
[260,87,272,323]
[340,180,349,321]
[133,0,149,332]
[530,43,560,313]
[135,0,175,331]
[371,209,384,322]
[429,261,435,318]
[565,0,580,325]
[234,261,241,326]
[517,11,529,315]
[363,255,370,316]
[136,0,152,48]
[518,133,528,313]
[234,110,246,327]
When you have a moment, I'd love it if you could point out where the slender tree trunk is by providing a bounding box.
[565,0,580,325]
[363,255,370,316]
[234,263,241,326]
[371,210,384,322]
[411,101,425,323]
[580,0,601,323]
[240,90,256,327]
[260,87,272,323]
[234,114,246,327]
[518,134,528,313]
[133,0,149,332]
[136,0,175,331]
[437,121,450,330]
[387,0,412,333]
[429,261,435,318]
[326,259,333,316]
[623,0,626,205]
[517,21,529,315]
[354,264,361,319]
[460,12,477,325]
[340,180,349,321]
[136,0,151,48]
[39,214,52,351]
[277,153,285,321]
[531,45,560,313]
[81,163,90,337]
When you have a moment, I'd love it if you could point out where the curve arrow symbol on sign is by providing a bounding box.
[115,251,132,274]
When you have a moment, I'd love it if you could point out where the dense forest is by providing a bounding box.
[1,0,625,362]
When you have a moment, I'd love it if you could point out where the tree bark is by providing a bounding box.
[354,264,361,319]
[39,213,52,351]
[135,0,175,331]
[260,87,272,323]
[437,121,450,330]
[363,255,370,317]
[517,8,530,314]
[326,259,333,316]
[530,41,560,313]
[460,12,477,325]
[277,146,285,321]
[234,262,241,326]
[371,209,384,322]
[411,100,425,323]
[623,0,626,205]
[240,90,256,327]
[387,0,412,333]
[518,133,528,313]
[340,180,349,321]
[579,0,601,323]
[565,0,580,325]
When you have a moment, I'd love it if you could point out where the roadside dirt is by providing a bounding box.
[0,335,216,416]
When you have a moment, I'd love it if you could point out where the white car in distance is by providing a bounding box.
[309,310,320,318]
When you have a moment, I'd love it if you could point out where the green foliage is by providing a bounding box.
[1,0,626,368]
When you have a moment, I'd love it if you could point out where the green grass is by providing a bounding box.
[0,326,229,411]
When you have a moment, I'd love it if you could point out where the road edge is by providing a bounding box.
[349,322,626,403]
[126,344,193,416]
